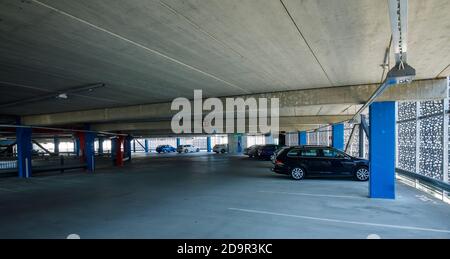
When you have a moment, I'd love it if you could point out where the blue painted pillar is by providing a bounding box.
[98,137,104,155]
[74,138,80,156]
[53,137,60,155]
[298,131,307,145]
[84,132,95,172]
[332,123,344,151]
[369,101,396,199]
[207,136,212,152]
[144,139,149,153]
[111,137,117,164]
[125,135,132,161]
[176,137,181,147]
[16,128,32,178]
[264,133,274,144]
[237,135,243,153]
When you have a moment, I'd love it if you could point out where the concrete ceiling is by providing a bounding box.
[0,0,448,117]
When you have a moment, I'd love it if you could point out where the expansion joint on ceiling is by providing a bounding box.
[279,0,334,87]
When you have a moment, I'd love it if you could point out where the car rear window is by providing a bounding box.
[286,149,302,157]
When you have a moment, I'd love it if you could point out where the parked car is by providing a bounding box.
[177,144,200,153]
[156,145,176,153]
[244,145,261,158]
[271,146,289,163]
[272,145,369,181]
[213,144,228,154]
[256,144,285,160]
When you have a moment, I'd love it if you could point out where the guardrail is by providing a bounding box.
[396,168,450,204]
[0,159,17,169]
[0,156,87,178]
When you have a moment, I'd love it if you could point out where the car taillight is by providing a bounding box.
[275,160,284,165]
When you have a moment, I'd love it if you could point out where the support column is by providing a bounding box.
[358,125,365,158]
[16,128,32,178]
[133,139,136,153]
[125,135,132,161]
[443,98,449,185]
[228,134,247,154]
[278,133,286,146]
[76,132,86,162]
[207,136,212,152]
[264,133,274,144]
[112,136,124,167]
[76,132,95,172]
[176,137,181,147]
[144,139,149,153]
[332,123,344,151]
[85,132,95,172]
[369,101,396,199]
[298,131,307,145]
[74,137,80,156]
[111,137,117,164]
[98,137,104,155]
[53,137,59,155]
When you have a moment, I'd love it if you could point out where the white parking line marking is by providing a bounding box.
[228,208,450,234]
[259,190,364,199]
[0,187,20,193]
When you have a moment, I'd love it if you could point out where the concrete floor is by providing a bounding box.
[0,152,449,239]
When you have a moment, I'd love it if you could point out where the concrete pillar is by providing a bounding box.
[16,128,32,178]
[369,101,396,199]
[278,133,286,146]
[74,137,80,156]
[98,137,104,155]
[298,131,307,145]
[76,132,95,172]
[111,138,117,164]
[144,139,149,153]
[133,139,136,153]
[264,134,274,144]
[112,136,124,167]
[358,125,365,158]
[228,134,247,154]
[176,137,181,147]
[125,135,132,161]
[207,136,212,152]
[332,123,344,151]
[85,132,95,172]
[53,137,59,155]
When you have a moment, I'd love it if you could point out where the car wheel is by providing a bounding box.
[291,167,305,180]
[220,149,225,154]
[196,148,200,152]
[355,166,369,181]
[184,149,188,153]
[249,155,253,158]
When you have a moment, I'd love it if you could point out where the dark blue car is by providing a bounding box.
[256,144,285,160]
[156,145,176,153]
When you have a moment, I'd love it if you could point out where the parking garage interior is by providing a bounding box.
[0,0,449,239]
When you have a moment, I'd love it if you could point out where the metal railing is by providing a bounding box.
[0,159,17,170]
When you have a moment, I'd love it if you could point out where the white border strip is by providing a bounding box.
[228,208,450,234]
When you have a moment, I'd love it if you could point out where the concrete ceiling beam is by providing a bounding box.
[21,78,447,126]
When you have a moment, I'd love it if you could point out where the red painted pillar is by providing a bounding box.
[76,132,86,163]
[116,136,124,167]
